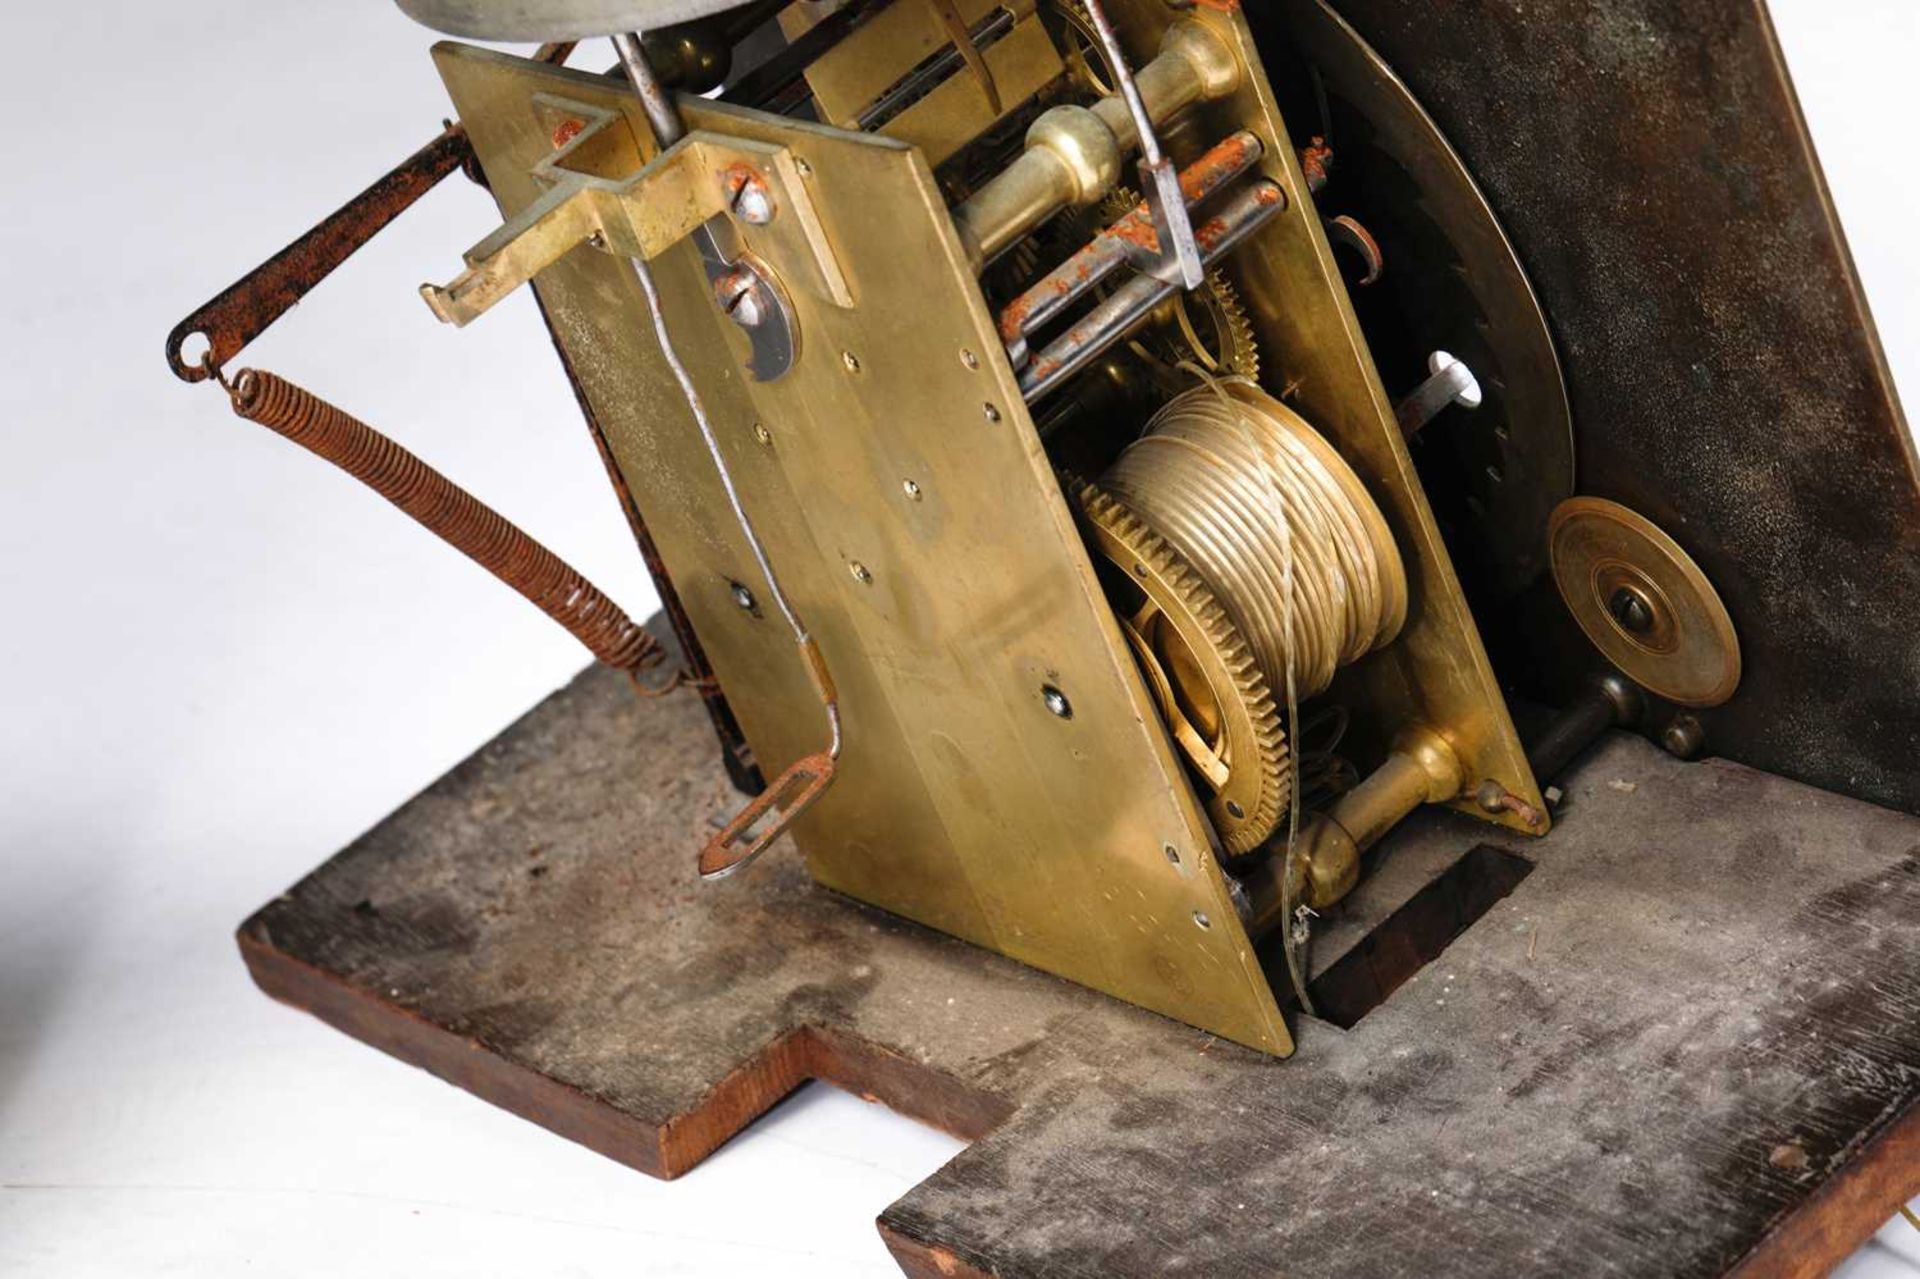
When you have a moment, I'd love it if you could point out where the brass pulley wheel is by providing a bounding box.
[1549,497,1742,708]
[1077,485,1290,855]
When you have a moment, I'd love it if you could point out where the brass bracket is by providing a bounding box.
[421,97,850,329]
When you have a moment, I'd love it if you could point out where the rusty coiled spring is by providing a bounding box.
[226,367,672,685]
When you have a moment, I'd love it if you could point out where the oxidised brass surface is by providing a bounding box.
[435,45,1294,1056]
[801,0,1065,169]
[1076,484,1289,856]
[1096,0,1547,835]
[1549,497,1742,709]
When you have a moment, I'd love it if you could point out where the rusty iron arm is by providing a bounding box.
[165,43,575,382]
[165,123,477,383]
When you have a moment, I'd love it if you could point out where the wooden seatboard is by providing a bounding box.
[437,45,1291,1054]
[243,661,1919,1277]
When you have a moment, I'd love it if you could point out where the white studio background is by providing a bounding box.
[0,2,1913,1276]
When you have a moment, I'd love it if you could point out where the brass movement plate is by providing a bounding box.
[801,0,1064,169]
[435,45,1293,1055]
[1095,0,1547,834]
[1549,497,1742,708]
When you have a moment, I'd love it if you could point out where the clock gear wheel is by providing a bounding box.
[1075,483,1289,855]
[1092,186,1262,382]
[1043,0,1115,98]
[1163,266,1260,381]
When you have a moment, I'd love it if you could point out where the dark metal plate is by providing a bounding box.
[1258,0,1576,602]
[1287,0,1920,812]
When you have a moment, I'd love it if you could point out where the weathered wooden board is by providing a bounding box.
[240,658,1919,1277]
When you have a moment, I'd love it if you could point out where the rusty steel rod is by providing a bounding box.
[167,126,474,384]
[165,45,576,384]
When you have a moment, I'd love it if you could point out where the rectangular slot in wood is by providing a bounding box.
[1308,844,1536,1030]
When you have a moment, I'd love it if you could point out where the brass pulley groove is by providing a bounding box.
[1081,381,1407,855]
[1077,486,1289,855]
[1105,381,1406,704]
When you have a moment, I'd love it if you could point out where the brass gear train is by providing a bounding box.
[1076,484,1290,855]
[1092,186,1262,383]
[1032,2,1263,385]
[1162,267,1261,383]
[1037,0,1282,854]
[1043,0,1116,98]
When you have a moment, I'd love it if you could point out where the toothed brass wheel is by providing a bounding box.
[1076,484,1289,854]
[1091,187,1262,383]
[1044,0,1117,98]
[1162,268,1260,381]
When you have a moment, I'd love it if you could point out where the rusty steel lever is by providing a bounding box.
[165,44,574,383]
[166,123,477,384]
